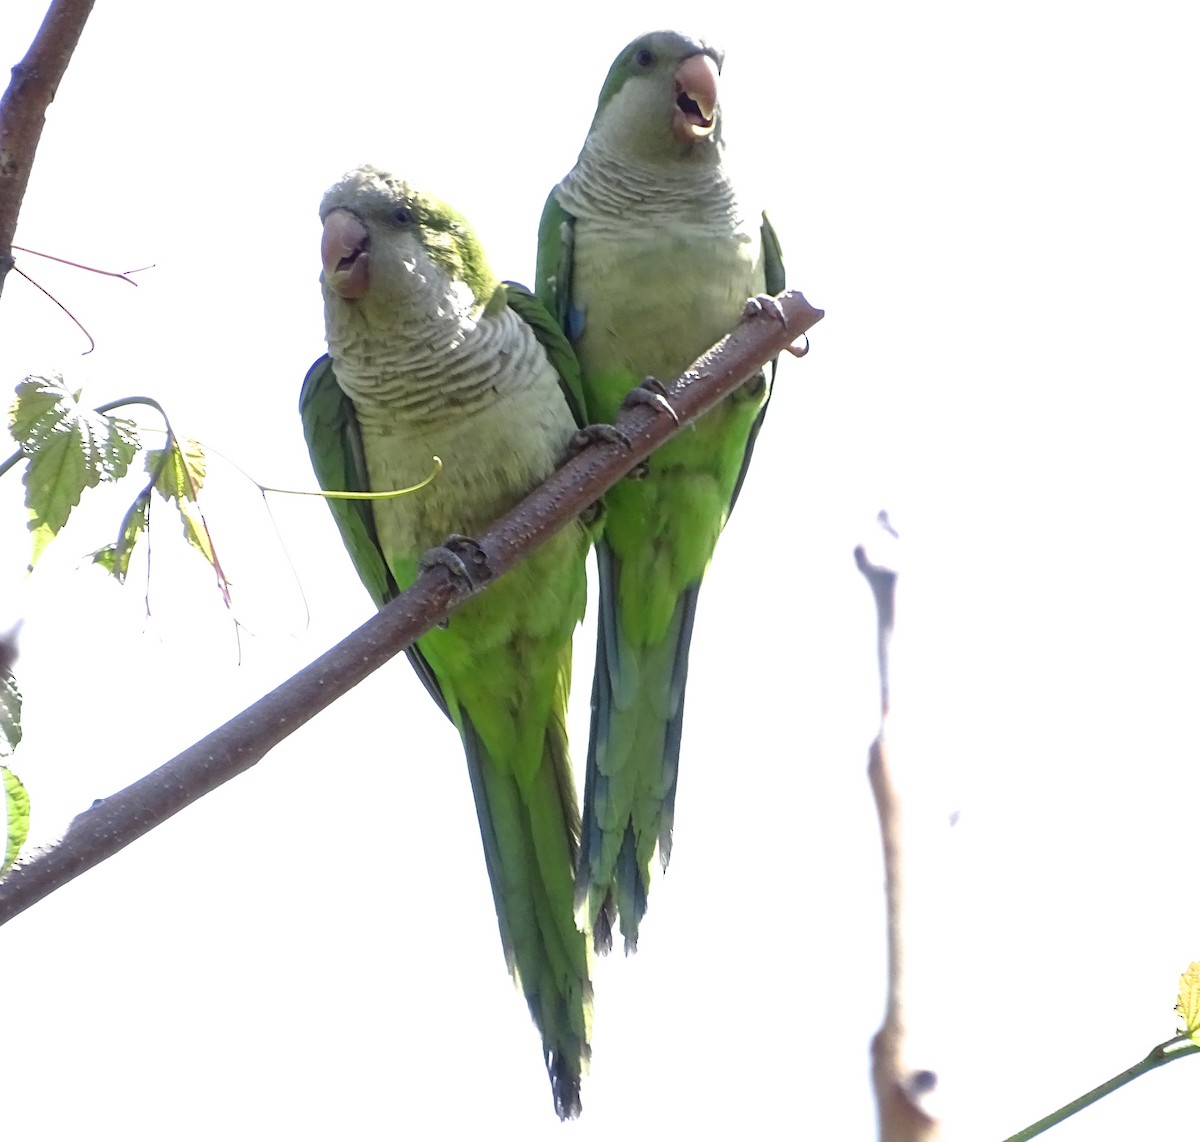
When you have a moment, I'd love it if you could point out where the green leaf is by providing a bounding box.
[0,671,20,758]
[9,375,140,568]
[145,438,217,565]
[145,436,206,503]
[91,489,152,583]
[1177,962,1200,1043]
[2,764,30,874]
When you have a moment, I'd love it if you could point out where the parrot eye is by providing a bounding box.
[635,48,655,68]
[393,206,414,225]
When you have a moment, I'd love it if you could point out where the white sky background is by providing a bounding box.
[0,1,1197,1138]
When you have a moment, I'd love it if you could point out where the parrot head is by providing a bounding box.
[587,30,724,161]
[319,165,497,323]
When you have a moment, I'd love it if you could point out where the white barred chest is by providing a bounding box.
[356,356,576,564]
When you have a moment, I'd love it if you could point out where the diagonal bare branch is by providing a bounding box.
[0,291,823,925]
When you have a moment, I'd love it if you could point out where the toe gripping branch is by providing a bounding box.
[743,293,810,357]
[621,376,681,424]
[589,379,683,480]
[571,421,649,480]
[420,534,492,595]
[571,423,634,453]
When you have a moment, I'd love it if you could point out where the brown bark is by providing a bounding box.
[0,292,823,925]
[0,0,97,296]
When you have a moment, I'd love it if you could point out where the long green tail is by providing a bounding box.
[578,371,774,954]
[578,539,701,954]
[453,673,592,1117]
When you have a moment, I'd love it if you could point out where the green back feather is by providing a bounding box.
[535,193,574,339]
[762,211,786,297]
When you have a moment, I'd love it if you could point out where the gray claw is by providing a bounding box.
[571,423,633,453]
[741,293,788,326]
[580,500,605,528]
[622,376,680,425]
[744,294,810,356]
[420,534,492,597]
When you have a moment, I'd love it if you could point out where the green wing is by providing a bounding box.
[762,210,786,297]
[299,356,450,713]
[535,191,578,345]
[727,211,787,511]
[500,279,587,429]
[299,356,396,608]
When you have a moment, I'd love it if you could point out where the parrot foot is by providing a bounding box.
[571,423,633,453]
[742,292,788,325]
[621,376,680,425]
[742,294,811,357]
[420,535,491,618]
[580,499,606,528]
[572,423,649,478]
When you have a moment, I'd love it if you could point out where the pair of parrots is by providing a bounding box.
[300,29,787,1119]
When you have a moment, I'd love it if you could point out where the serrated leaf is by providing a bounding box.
[9,375,140,568]
[2,764,30,874]
[1176,962,1200,1043]
[145,438,220,570]
[145,436,206,504]
[90,489,152,583]
[0,672,21,758]
[177,499,215,563]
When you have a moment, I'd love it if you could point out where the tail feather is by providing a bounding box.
[460,712,591,1119]
[578,540,702,952]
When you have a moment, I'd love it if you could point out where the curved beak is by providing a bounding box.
[322,209,371,299]
[671,53,719,143]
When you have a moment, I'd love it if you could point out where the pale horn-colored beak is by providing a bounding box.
[671,53,719,142]
[322,209,371,299]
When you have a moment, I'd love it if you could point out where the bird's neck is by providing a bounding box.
[327,305,534,431]
[556,137,738,227]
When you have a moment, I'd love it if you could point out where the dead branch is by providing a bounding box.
[856,520,941,1142]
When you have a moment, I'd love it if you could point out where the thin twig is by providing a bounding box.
[12,244,147,285]
[10,263,96,352]
[1000,1038,1200,1142]
[0,291,823,925]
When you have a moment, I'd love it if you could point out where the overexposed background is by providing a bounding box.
[1,2,1196,1138]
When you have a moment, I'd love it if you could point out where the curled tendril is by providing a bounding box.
[257,456,443,500]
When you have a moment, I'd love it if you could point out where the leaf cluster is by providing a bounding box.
[4,376,223,590]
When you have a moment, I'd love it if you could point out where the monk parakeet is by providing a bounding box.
[537,31,786,953]
[300,166,593,1118]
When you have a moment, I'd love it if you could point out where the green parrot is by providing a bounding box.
[537,30,786,953]
[300,166,593,1118]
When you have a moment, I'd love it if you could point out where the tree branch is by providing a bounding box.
[856,520,942,1142]
[0,291,823,926]
[0,0,96,297]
